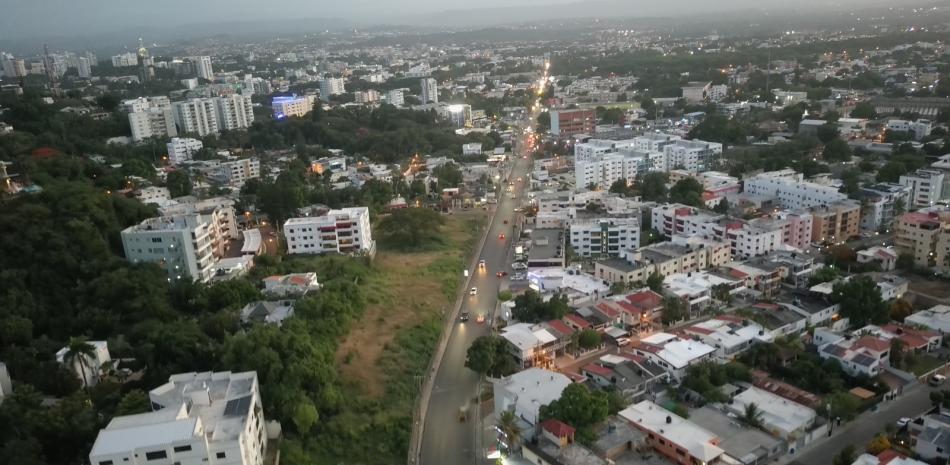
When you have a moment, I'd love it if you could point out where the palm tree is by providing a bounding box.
[63,337,97,390]
[497,410,523,455]
[741,402,763,429]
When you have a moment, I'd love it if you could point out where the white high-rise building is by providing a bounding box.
[214,93,254,131]
[569,218,640,257]
[129,108,178,143]
[88,371,268,465]
[195,56,213,81]
[271,95,313,118]
[662,140,723,173]
[319,77,346,98]
[77,56,92,78]
[166,138,204,165]
[284,207,375,256]
[173,98,220,137]
[122,96,171,113]
[386,89,405,107]
[744,169,848,209]
[900,169,945,208]
[111,52,138,67]
[421,77,438,104]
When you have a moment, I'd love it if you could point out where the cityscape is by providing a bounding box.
[5,1,950,465]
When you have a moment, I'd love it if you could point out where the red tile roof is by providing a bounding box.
[685,325,715,335]
[626,290,663,310]
[564,314,592,329]
[546,319,576,337]
[596,302,622,319]
[901,212,940,226]
[876,449,903,465]
[853,335,891,353]
[540,418,576,438]
[582,363,614,378]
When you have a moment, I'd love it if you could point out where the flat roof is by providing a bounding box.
[619,401,723,462]
[689,406,785,464]
[727,387,816,434]
[91,408,198,457]
[529,228,564,261]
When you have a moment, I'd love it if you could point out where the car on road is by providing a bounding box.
[897,417,911,428]
[478,260,486,269]
[476,314,486,324]
[930,374,946,386]
[459,312,470,322]
[496,271,508,277]
[499,233,505,240]
[469,287,478,296]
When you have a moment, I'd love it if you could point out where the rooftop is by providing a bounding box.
[728,386,816,434]
[689,406,785,465]
[619,400,723,462]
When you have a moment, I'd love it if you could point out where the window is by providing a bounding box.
[145,451,168,461]
[151,237,162,243]
[173,445,192,453]
[216,452,226,459]
[99,461,114,465]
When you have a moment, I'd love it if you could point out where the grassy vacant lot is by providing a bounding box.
[908,353,944,376]
[318,211,487,463]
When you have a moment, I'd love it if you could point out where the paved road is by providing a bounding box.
[418,135,534,465]
[787,381,937,465]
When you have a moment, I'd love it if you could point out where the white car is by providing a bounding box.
[897,417,911,428]
[511,262,527,270]
[470,287,477,296]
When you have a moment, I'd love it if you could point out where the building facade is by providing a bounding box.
[284,207,375,256]
[569,218,640,258]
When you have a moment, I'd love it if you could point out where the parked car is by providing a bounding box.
[897,417,911,428]
[930,374,946,386]
[459,312,470,322]
[511,262,527,270]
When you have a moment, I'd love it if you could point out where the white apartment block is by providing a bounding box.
[214,159,260,186]
[135,186,172,206]
[900,169,945,208]
[574,151,652,191]
[421,77,439,103]
[122,96,172,113]
[215,93,254,131]
[89,371,268,465]
[121,206,237,282]
[595,237,731,285]
[129,107,178,143]
[573,139,637,162]
[651,204,784,259]
[271,95,313,118]
[173,99,219,137]
[319,77,346,98]
[744,169,847,209]
[887,119,932,140]
[166,138,204,165]
[633,133,681,152]
[569,218,640,257]
[195,56,213,81]
[662,140,723,173]
[284,207,375,256]
[386,89,405,107]
[861,183,911,232]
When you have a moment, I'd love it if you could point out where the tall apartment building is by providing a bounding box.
[88,371,268,465]
[861,183,911,232]
[271,95,313,118]
[549,109,595,137]
[633,133,681,152]
[195,56,213,81]
[420,77,439,104]
[386,89,405,107]
[122,96,172,113]
[77,56,92,78]
[662,140,723,173]
[319,77,346,98]
[743,169,848,209]
[573,139,638,162]
[112,52,138,67]
[574,151,653,191]
[354,89,380,104]
[215,93,254,131]
[284,207,375,256]
[173,98,219,137]
[121,204,238,282]
[569,218,640,258]
[129,107,178,143]
[895,210,950,268]
[166,137,204,165]
[651,204,784,259]
[213,158,261,186]
[900,169,945,208]
[809,201,861,244]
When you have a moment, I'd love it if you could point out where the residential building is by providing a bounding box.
[319,77,346,98]
[499,323,559,368]
[550,109,595,137]
[135,186,172,205]
[271,95,313,118]
[809,201,861,243]
[173,98,219,136]
[914,411,950,461]
[771,209,813,250]
[681,81,712,103]
[633,133,681,152]
[724,386,817,445]
[894,210,950,268]
[77,56,92,78]
[899,169,945,208]
[240,301,294,326]
[630,332,716,380]
[129,107,178,143]
[493,368,571,426]
[738,303,808,338]
[594,237,731,285]
[569,218,640,258]
[526,228,566,268]
[743,169,847,209]
[906,305,950,333]
[354,89,380,104]
[663,270,744,314]
[619,400,725,465]
[420,77,438,104]
[262,273,320,297]
[386,89,404,107]
[166,137,204,165]
[56,340,110,387]
[215,93,254,131]
[861,184,911,232]
[859,323,941,353]
[650,204,784,259]
[887,119,932,140]
[852,451,929,465]
[818,335,890,377]
[689,406,787,465]
[662,140,723,173]
[682,315,771,360]
[573,138,637,162]
[88,371,268,465]
[284,207,375,256]
[583,354,668,401]
[857,246,898,271]
[195,55,213,80]
[213,158,260,186]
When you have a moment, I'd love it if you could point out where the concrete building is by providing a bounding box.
[905,305,950,333]
[573,139,638,163]
[195,56,213,81]
[88,371,268,465]
[166,138,204,165]
[135,187,172,206]
[77,56,92,78]
[771,209,813,250]
[213,159,260,186]
[743,169,848,209]
[594,237,731,285]
[271,95,313,118]
[630,332,716,380]
[386,89,405,107]
[857,246,899,271]
[215,93,254,131]
[681,81,712,103]
[173,98,219,137]
[860,183,911,232]
[725,386,817,444]
[662,140,723,173]
[619,400,725,465]
[420,77,439,104]
[550,109,595,137]
[818,335,890,377]
[122,205,238,282]
[650,204,784,259]
[493,368,571,426]
[499,323,559,368]
[887,119,932,141]
[900,169,945,208]
[809,201,861,244]
[689,406,786,465]
[682,315,771,360]
[894,210,950,268]
[284,207,375,256]
[129,107,178,143]
[56,340,110,388]
[569,218,640,258]
[319,77,346,98]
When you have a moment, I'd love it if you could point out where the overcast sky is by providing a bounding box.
[0,0,897,41]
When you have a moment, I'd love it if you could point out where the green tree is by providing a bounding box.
[635,172,668,202]
[539,383,610,444]
[115,390,151,415]
[497,410,523,453]
[577,329,601,349]
[668,177,705,207]
[646,272,664,293]
[816,124,841,144]
[62,337,96,390]
[890,298,913,322]
[375,207,446,251]
[165,170,192,198]
[537,112,551,131]
[609,178,630,195]
[831,275,889,327]
[95,94,120,112]
[292,399,319,434]
[850,102,878,119]
[890,338,905,369]
[661,296,685,325]
[808,266,839,286]
[876,161,908,183]
[512,290,570,322]
[822,139,851,162]
[866,434,891,455]
[741,402,764,428]
[713,198,729,213]
[465,335,517,377]
[833,445,857,465]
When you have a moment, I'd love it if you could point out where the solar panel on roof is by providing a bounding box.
[223,395,252,417]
